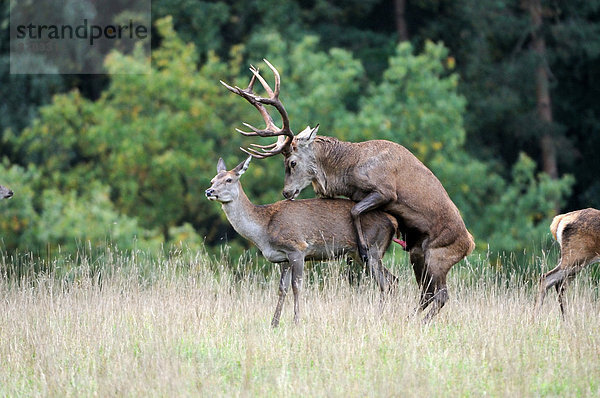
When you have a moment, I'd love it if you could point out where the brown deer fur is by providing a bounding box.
[535,208,600,316]
[206,157,399,327]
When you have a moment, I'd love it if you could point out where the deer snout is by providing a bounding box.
[282,189,298,200]
[4,190,13,199]
[205,188,216,199]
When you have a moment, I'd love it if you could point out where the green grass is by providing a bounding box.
[0,247,598,397]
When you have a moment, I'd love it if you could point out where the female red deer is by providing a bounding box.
[221,60,474,321]
[535,208,600,316]
[206,156,399,326]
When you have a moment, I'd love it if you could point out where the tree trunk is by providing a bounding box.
[527,0,558,179]
[394,0,409,42]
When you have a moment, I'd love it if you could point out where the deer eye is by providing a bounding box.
[290,161,297,168]
[226,178,232,183]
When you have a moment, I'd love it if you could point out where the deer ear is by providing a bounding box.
[297,124,318,147]
[234,156,252,176]
[217,158,227,173]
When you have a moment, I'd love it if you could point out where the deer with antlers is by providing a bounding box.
[206,156,399,327]
[221,60,475,321]
[535,208,600,316]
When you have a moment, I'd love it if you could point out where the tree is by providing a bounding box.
[414,0,600,211]
[527,0,557,179]
[394,0,409,41]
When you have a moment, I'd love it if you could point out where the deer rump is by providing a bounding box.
[536,207,600,316]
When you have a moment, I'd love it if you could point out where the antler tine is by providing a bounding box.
[254,60,291,138]
[249,66,274,98]
[235,124,277,137]
[222,79,278,137]
[222,60,294,158]
[240,136,290,158]
[249,142,278,150]
[240,146,268,159]
[235,127,260,137]
[219,80,238,94]
[239,122,291,138]
[263,59,280,98]
[220,65,258,95]
[246,66,258,91]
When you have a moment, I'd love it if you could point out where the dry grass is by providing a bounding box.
[0,248,599,397]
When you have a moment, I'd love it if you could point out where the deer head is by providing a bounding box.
[0,185,13,199]
[221,60,320,199]
[205,157,252,203]
[281,125,319,199]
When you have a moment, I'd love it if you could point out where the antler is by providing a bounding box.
[220,59,294,158]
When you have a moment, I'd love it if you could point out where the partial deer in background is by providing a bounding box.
[535,208,600,316]
[0,185,13,199]
[221,60,474,321]
[206,157,399,327]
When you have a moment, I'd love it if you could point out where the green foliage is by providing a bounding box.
[349,41,465,158]
[414,0,600,211]
[152,1,229,56]
[2,15,574,259]
[0,162,39,251]
[33,185,161,254]
[0,162,158,253]
[244,32,364,137]
[462,153,573,253]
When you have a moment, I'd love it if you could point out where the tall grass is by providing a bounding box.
[0,246,598,396]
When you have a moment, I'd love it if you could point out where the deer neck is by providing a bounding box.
[220,184,268,245]
[312,137,353,198]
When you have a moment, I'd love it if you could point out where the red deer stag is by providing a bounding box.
[206,156,399,327]
[221,60,475,321]
[535,208,600,316]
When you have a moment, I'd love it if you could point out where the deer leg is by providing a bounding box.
[351,191,391,263]
[410,247,426,287]
[419,242,464,321]
[346,255,362,287]
[409,246,428,315]
[271,262,292,328]
[422,275,448,323]
[365,245,390,293]
[365,253,391,313]
[288,252,305,325]
[556,263,587,318]
[418,272,436,312]
[555,280,568,318]
[534,263,566,315]
[380,264,398,293]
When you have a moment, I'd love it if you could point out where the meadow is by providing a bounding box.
[0,246,598,397]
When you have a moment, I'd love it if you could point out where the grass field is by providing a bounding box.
[0,247,598,397]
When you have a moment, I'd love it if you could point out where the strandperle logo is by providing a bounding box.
[15,19,149,46]
[10,0,151,74]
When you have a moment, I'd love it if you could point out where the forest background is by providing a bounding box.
[0,0,598,265]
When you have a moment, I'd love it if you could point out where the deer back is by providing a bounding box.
[265,198,397,259]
